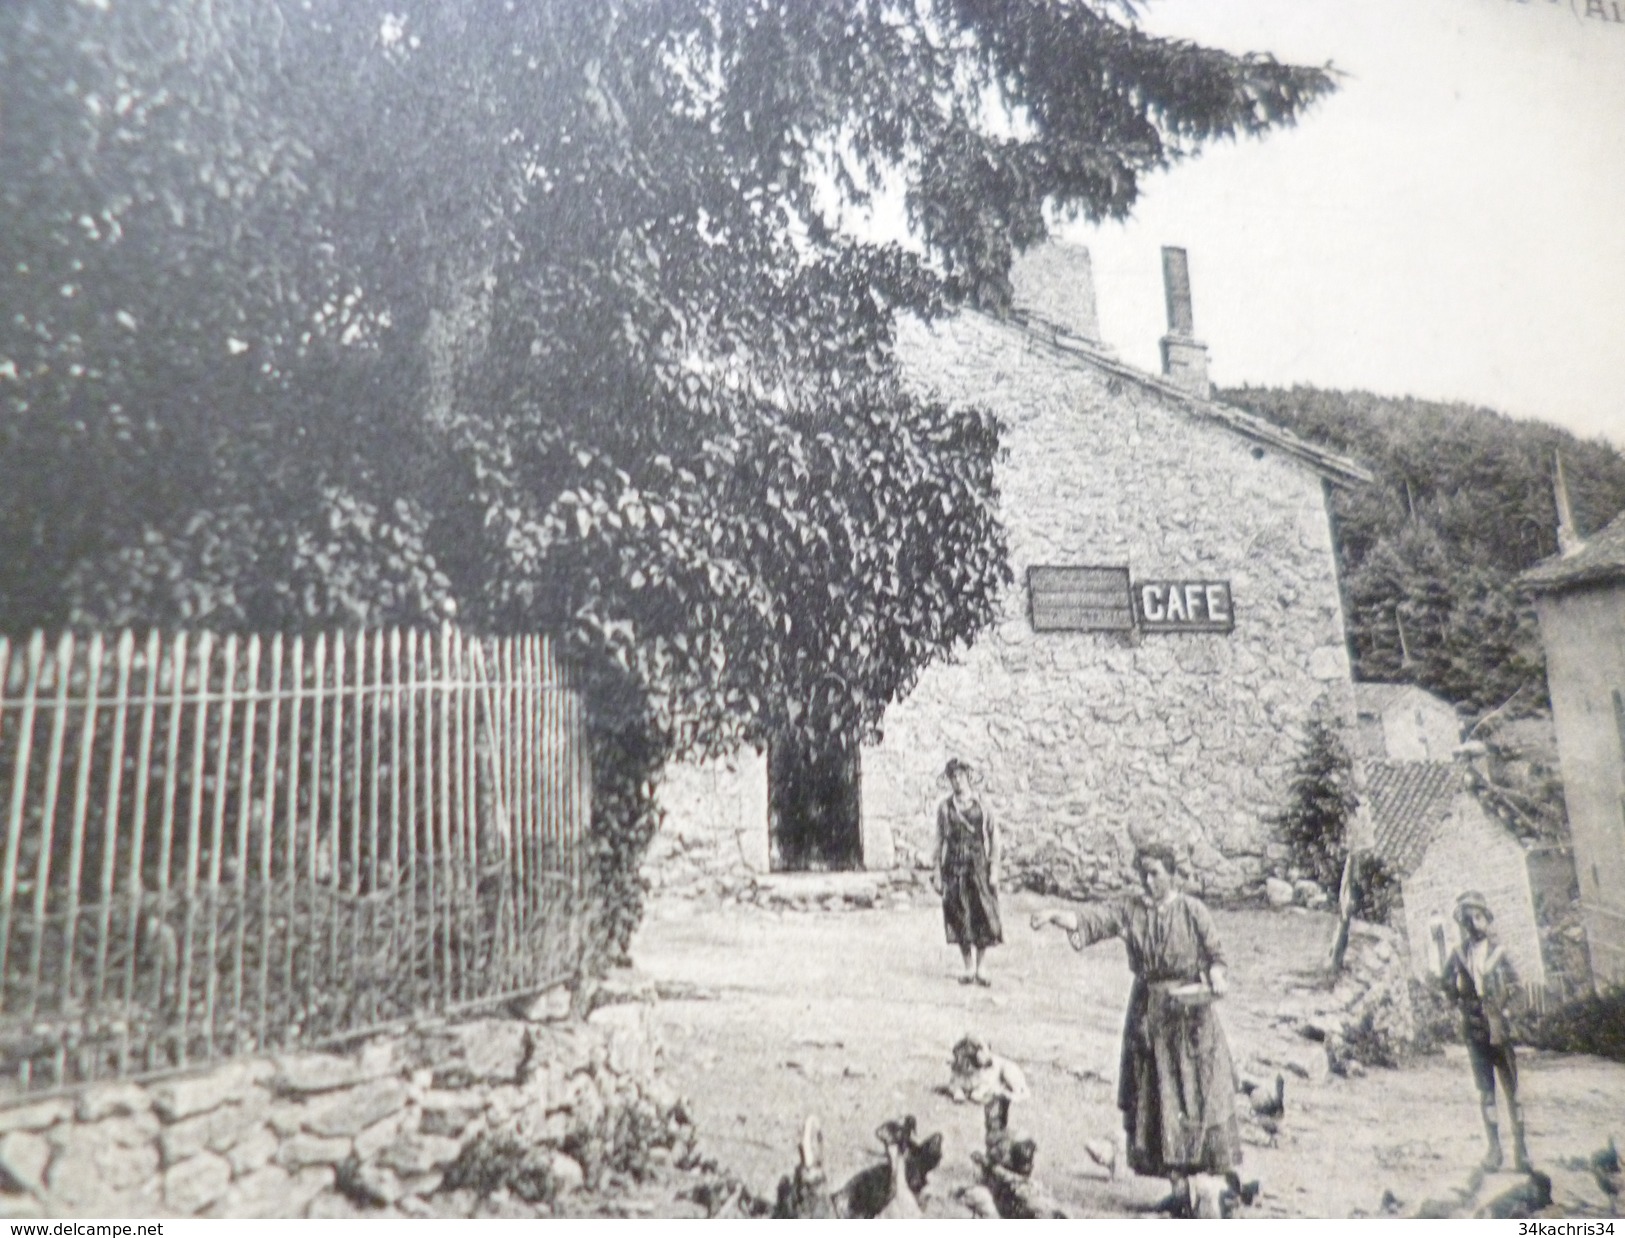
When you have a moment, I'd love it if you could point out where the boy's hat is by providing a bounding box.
[1454,890,1493,924]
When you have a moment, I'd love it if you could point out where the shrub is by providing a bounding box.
[1354,855,1402,926]
[440,1133,561,1205]
[1408,977,1462,1056]
[1522,984,1625,1063]
[1274,717,1360,892]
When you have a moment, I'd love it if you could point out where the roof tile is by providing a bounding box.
[1366,760,1463,877]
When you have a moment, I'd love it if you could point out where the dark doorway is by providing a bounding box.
[768,738,862,872]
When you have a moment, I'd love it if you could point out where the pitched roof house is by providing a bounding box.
[1353,682,1463,764]
[1368,759,1546,986]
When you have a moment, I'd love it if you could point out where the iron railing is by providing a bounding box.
[0,627,590,1099]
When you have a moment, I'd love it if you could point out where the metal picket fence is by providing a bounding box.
[0,626,591,1100]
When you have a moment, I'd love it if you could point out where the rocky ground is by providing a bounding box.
[624,886,1625,1219]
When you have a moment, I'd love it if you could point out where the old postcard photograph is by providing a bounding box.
[0,0,1621,1222]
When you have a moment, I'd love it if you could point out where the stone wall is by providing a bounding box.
[860,310,1356,898]
[0,993,691,1219]
[649,753,769,901]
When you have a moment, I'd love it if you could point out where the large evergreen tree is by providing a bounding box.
[3,1,1334,752]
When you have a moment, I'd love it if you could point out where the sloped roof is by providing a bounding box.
[1354,681,1457,718]
[1520,510,1625,594]
[1007,310,1375,489]
[1367,760,1463,877]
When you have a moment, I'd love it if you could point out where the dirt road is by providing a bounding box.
[630,890,1625,1218]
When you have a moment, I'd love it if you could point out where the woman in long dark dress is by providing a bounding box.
[1031,844,1240,1208]
[934,758,1002,986]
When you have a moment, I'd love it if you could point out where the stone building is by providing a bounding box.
[1521,506,1625,989]
[657,243,1371,899]
[1352,682,1463,764]
[1366,759,1546,988]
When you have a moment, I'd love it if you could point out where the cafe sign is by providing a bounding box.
[1134,579,1234,633]
[1028,566,1134,632]
[1028,566,1235,634]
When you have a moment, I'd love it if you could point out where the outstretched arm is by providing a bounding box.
[1031,903,1123,951]
[1031,908,1080,933]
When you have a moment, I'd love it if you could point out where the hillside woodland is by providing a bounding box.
[1223,385,1625,719]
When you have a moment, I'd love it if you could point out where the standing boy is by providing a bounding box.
[1441,890,1530,1171]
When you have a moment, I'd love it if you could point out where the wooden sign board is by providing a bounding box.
[1134,580,1235,633]
[1028,565,1134,631]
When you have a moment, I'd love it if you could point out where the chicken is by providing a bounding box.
[832,1116,942,1218]
[1243,1073,1286,1119]
[1241,1073,1285,1146]
[945,1035,1030,1105]
[984,1160,1070,1219]
[1082,1135,1124,1182]
[973,1094,1070,1218]
[1478,1170,1554,1219]
[772,1115,834,1218]
[1225,1171,1263,1208]
[874,1120,923,1218]
[1592,1135,1622,1202]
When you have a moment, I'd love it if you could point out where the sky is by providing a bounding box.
[1063,0,1625,447]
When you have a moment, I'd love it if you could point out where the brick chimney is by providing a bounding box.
[1010,242,1101,345]
[1159,247,1210,398]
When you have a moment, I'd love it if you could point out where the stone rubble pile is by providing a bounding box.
[1255,920,1416,1081]
[0,985,698,1220]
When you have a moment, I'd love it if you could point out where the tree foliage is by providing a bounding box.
[1224,386,1625,714]
[3,0,1335,755]
[1276,717,1359,894]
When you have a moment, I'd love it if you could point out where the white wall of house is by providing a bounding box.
[1533,586,1625,988]
[858,311,1356,898]
[1399,796,1545,987]
[1377,689,1462,763]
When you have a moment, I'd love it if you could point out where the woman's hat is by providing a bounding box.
[944,758,972,779]
[1454,890,1493,924]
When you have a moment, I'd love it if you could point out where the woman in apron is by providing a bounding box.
[934,757,1003,985]
[1032,843,1241,1212]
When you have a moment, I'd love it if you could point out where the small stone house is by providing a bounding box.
[1522,507,1625,989]
[1353,682,1463,764]
[1367,759,1546,987]
[658,243,1371,899]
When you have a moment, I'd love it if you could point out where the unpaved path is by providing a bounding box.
[631,891,1625,1218]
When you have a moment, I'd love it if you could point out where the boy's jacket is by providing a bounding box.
[1442,943,1521,1045]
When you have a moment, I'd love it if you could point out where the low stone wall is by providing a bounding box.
[0,992,691,1219]
[643,801,936,912]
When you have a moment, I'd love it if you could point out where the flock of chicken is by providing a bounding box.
[695,1035,1286,1219]
[687,1028,1625,1220]
[750,1097,1069,1219]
